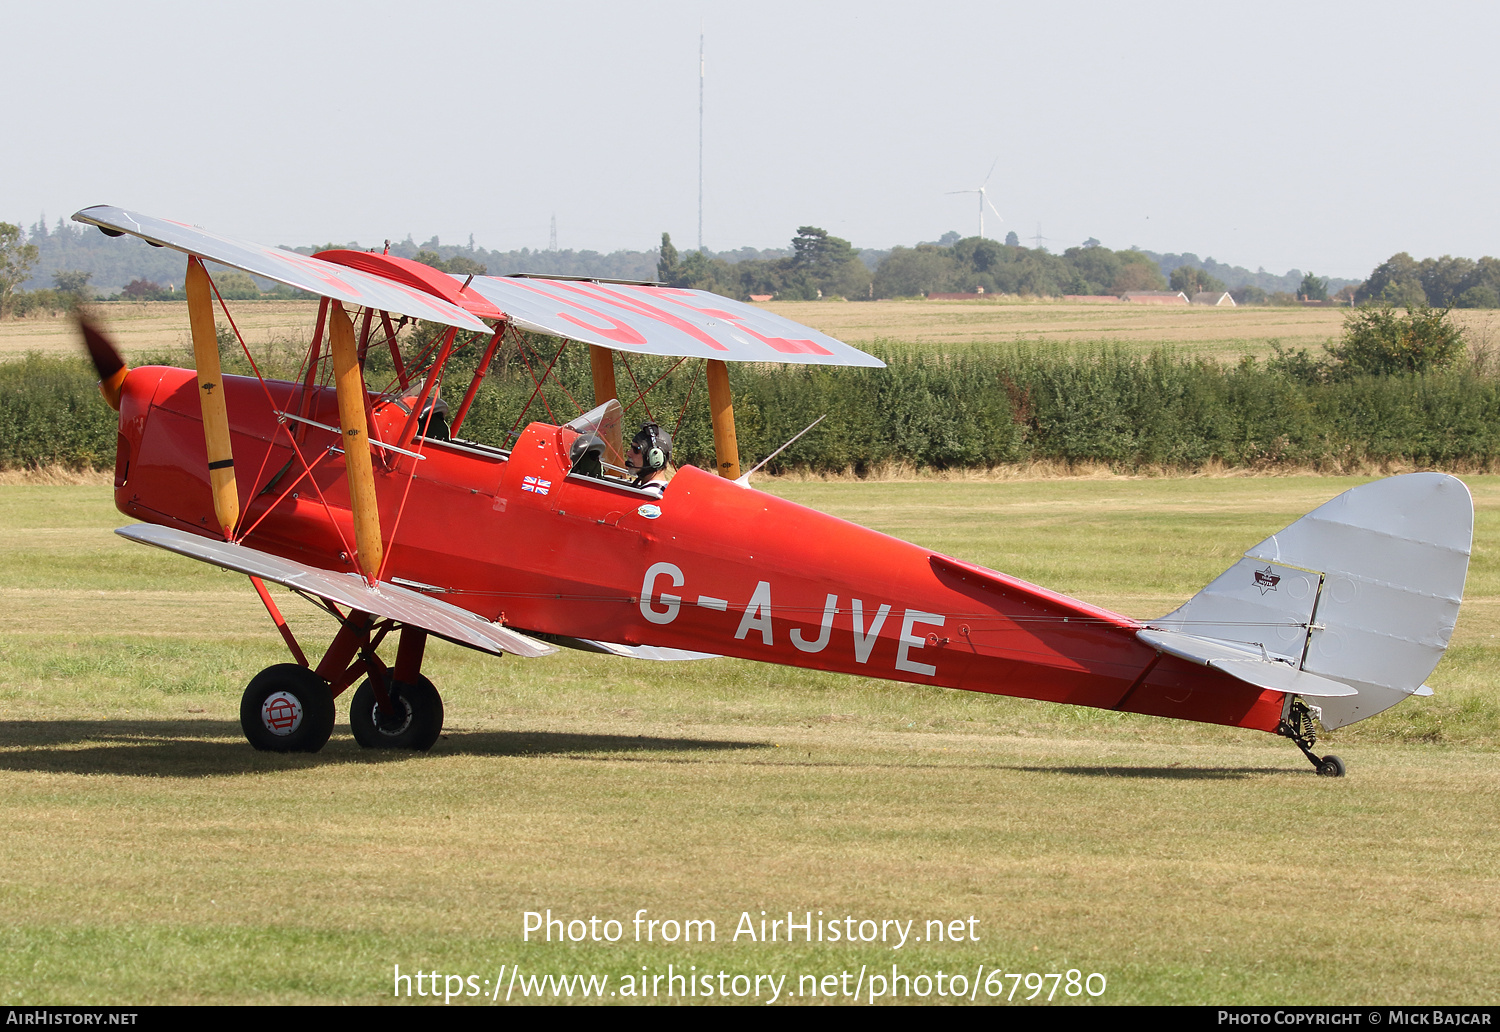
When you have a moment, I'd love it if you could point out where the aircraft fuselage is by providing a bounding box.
[111,365,1287,733]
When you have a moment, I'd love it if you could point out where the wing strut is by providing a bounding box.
[706,359,740,479]
[451,322,507,436]
[328,300,383,580]
[590,345,619,406]
[185,257,240,539]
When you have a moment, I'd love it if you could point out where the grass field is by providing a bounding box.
[1,478,1497,1005]
[8,300,1498,364]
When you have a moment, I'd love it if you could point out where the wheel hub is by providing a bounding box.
[260,691,303,736]
[372,694,413,736]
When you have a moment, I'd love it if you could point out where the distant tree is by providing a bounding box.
[1357,253,1425,308]
[675,250,734,293]
[1299,272,1328,302]
[52,269,93,296]
[947,236,1009,293]
[935,231,962,247]
[1354,251,1500,309]
[1230,285,1268,305]
[790,226,858,270]
[1332,304,1464,375]
[1062,243,1122,295]
[872,245,958,298]
[1,222,40,317]
[783,227,867,299]
[1112,259,1167,294]
[824,258,873,300]
[1473,257,1500,305]
[657,232,679,283]
[445,255,487,276]
[1170,266,1226,296]
[1082,237,1101,248]
[121,278,163,300]
[1004,231,1019,247]
[212,271,262,300]
[1419,255,1476,307]
[1457,285,1499,309]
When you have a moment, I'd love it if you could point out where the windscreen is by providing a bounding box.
[564,399,625,469]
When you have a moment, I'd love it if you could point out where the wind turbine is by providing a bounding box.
[947,157,1004,239]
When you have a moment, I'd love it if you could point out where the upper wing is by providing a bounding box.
[117,524,555,659]
[462,276,885,367]
[72,205,491,333]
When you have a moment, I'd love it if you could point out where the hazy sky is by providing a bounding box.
[4,0,1495,278]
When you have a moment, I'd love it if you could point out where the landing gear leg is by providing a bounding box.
[1278,697,1346,777]
[349,627,444,751]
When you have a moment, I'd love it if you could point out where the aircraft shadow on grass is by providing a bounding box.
[0,723,1306,780]
[1005,764,1301,780]
[0,720,769,778]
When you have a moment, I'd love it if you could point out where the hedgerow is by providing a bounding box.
[7,342,1500,473]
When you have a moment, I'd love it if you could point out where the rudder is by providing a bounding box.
[1145,473,1473,729]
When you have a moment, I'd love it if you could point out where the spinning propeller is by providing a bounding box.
[78,312,128,411]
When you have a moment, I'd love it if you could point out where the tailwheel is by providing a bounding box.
[350,673,444,751]
[240,663,335,753]
[1278,696,1348,777]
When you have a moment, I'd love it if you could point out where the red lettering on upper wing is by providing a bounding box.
[628,286,834,356]
[505,280,648,345]
[547,281,729,351]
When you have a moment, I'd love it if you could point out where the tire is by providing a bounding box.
[240,664,335,753]
[349,674,443,751]
[1317,754,1347,778]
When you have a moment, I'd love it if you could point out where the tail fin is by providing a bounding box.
[1144,473,1473,729]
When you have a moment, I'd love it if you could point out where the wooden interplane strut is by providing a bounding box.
[185,257,240,538]
[328,301,384,579]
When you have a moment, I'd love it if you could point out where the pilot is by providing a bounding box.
[626,422,672,498]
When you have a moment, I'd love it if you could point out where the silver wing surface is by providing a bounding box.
[461,275,885,367]
[73,205,490,333]
[117,524,555,659]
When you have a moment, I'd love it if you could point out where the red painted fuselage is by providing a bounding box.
[111,366,1286,733]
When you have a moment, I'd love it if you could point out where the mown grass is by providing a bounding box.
[0,480,1496,1005]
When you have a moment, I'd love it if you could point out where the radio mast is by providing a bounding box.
[698,26,704,252]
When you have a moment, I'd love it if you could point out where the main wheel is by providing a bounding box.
[349,674,443,751]
[240,664,335,753]
[1317,754,1346,778]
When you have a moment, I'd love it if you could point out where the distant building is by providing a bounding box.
[1191,291,1236,306]
[749,294,773,302]
[1123,291,1189,305]
[1063,295,1121,303]
[926,292,990,300]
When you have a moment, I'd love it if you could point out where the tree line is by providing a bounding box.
[3,213,1498,314]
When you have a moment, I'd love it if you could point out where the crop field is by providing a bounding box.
[8,299,1498,364]
[1,477,1497,1005]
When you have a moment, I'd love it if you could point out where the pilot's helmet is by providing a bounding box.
[630,423,672,477]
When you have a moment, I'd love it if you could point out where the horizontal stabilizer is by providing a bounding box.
[73,206,490,333]
[116,524,555,659]
[1137,629,1356,697]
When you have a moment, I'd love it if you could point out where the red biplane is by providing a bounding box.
[72,205,1474,776]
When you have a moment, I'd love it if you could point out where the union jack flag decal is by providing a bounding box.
[522,476,551,496]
